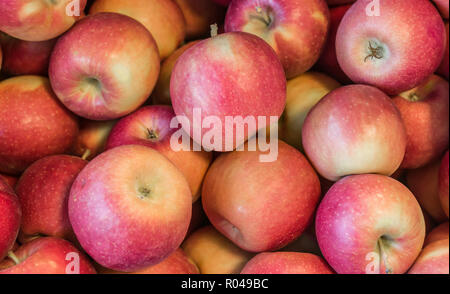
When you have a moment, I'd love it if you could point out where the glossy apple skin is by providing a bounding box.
[314,4,352,84]
[392,75,449,169]
[89,0,185,59]
[16,155,87,242]
[302,84,407,181]
[151,41,199,105]
[0,0,87,41]
[437,22,449,80]
[0,174,18,189]
[182,226,254,274]
[0,179,21,261]
[225,0,329,79]
[336,0,446,95]
[171,32,286,152]
[0,76,79,175]
[408,239,449,274]
[69,145,192,272]
[316,174,425,274]
[202,140,321,252]
[241,252,334,274]
[0,237,96,274]
[439,151,449,217]
[105,105,212,202]
[99,248,199,274]
[425,222,449,246]
[174,0,226,40]
[406,160,448,222]
[432,0,449,19]
[0,33,56,76]
[49,13,160,120]
[277,72,340,151]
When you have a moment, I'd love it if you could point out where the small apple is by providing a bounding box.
[408,239,449,274]
[439,150,449,217]
[0,178,21,261]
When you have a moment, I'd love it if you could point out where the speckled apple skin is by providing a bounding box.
[302,84,407,181]
[316,174,425,274]
[0,179,21,261]
[0,76,79,175]
[225,0,329,79]
[439,151,449,217]
[16,155,87,242]
[336,0,446,95]
[240,252,334,274]
[68,145,192,272]
[408,239,449,274]
[49,13,160,120]
[171,32,286,151]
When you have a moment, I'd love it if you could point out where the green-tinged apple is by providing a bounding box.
[0,0,87,41]
[406,160,448,222]
[439,151,449,217]
[68,145,192,272]
[302,84,407,181]
[16,155,87,242]
[0,76,79,175]
[105,105,213,202]
[89,0,185,59]
[408,239,449,274]
[424,222,449,246]
[0,237,96,274]
[240,252,334,274]
[336,0,446,95]
[392,75,449,169]
[202,140,321,252]
[0,179,21,261]
[182,226,254,274]
[316,174,425,274]
[225,0,329,78]
[49,13,160,120]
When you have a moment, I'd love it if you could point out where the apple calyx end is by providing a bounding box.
[364,41,384,63]
[137,187,151,199]
[146,128,159,141]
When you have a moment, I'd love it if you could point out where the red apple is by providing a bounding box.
[0,174,18,189]
[105,105,213,202]
[0,33,56,76]
[182,226,254,274]
[0,237,96,274]
[432,0,449,19]
[424,222,449,246]
[16,155,87,242]
[392,75,449,169]
[316,174,426,274]
[0,178,21,261]
[437,22,449,80]
[240,252,334,274]
[68,145,192,272]
[225,0,329,79]
[336,0,446,95]
[89,0,185,59]
[406,160,448,222]
[0,76,79,175]
[49,13,160,120]
[439,150,449,217]
[302,84,407,181]
[170,32,286,152]
[72,119,117,161]
[0,0,87,41]
[314,4,352,84]
[408,239,449,274]
[202,140,321,252]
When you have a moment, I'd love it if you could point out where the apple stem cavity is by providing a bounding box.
[210,24,219,37]
[7,251,20,265]
[146,128,159,141]
[407,93,421,102]
[377,237,393,274]
[364,41,384,62]
[250,6,273,27]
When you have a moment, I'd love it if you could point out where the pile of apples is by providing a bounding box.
[0,0,449,275]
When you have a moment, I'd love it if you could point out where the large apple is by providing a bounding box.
[170,32,286,152]
[89,0,185,59]
[0,179,21,261]
[49,13,160,120]
[0,0,87,41]
[0,237,96,274]
[225,0,329,79]
[68,145,192,272]
[302,84,407,181]
[16,155,87,242]
[392,75,449,169]
[316,174,425,274]
[336,0,446,95]
[105,105,213,202]
[240,252,334,274]
[406,160,448,222]
[0,76,79,175]
[439,151,449,217]
[0,33,56,76]
[182,226,254,274]
[408,239,449,274]
[202,140,321,252]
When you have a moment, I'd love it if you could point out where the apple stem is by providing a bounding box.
[377,238,393,274]
[210,24,218,37]
[364,41,384,62]
[407,93,420,102]
[81,149,91,161]
[7,251,20,265]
